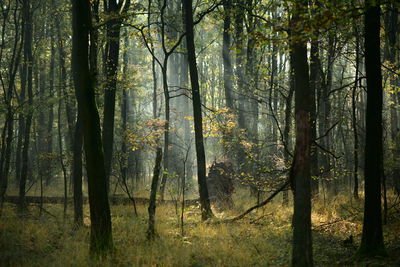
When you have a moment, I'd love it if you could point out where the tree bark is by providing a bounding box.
[147,147,163,240]
[73,112,83,227]
[72,0,113,253]
[222,0,233,111]
[182,0,214,221]
[102,0,130,192]
[357,0,386,257]
[19,0,34,213]
[290,1,313,265]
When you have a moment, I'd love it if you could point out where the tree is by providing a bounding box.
[222,0,233,111]
[357,0,386,257]
[19,0,34,213]
[102,0,131,191]
[182,0,214,221]
[290,1,313,266]
[71,0,113,253]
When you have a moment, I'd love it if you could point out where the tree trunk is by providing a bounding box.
[222,0,233,111]
[352,25,360,200]
[72,0,113,253]
[147,147,163,240]
[309,4,321,197]
[357,0,386,257]
[290,1,313,265]
[183,0,214,221]
[19,0,34,213]
[73,112,83,227]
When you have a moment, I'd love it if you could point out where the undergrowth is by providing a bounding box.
[0,190,399,266]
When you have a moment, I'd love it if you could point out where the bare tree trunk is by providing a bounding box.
[183,0,214,221]
[19,0,34,213]
[72,0,113,253]
[72,112,83,227]
[147,148,163,240]
[102,0,130,192]
[290,1,313,265]
[222,0,233,111]
[358,0,386,257]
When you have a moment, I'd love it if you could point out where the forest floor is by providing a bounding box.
[0,189,399,266]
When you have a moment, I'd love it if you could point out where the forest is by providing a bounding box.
[0,0,399,266]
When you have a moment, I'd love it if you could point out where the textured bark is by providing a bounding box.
[147,148,163,240]
[290,1,313,265]
[102,0,130,191]
[72,0,113,253]
[183,0,214,221]
[357,0,386,257]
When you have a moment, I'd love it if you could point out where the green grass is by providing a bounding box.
[1,190,399,266]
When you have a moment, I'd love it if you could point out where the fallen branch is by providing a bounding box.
[4,195,199,206]
[220,180,290,223]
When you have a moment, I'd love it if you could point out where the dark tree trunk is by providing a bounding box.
[234,0,246,132]
[290,1,313,266]
[102,0,130,192]
[352,25,360,200]
[357,0,386,257]
[73,112,83,227]
[222,0,233,111]
[384,4,400,194]
[72,0,113,253]
[0,2,23,212]
[183,0,214,221]
[147,147,163,240]
[159,65,170,200]
[46,33,55,182]
[19,0,34,213]
[309,5,321,197]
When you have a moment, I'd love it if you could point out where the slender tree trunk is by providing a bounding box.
[19,0,34,213]
[159,64,170,200]
[309,5,321,197]
[147,147,163,240]
[222,0,233,111]
[0,3,22,212]
[283,53,294,205]
[352,25,360,200]
[183,0,214,221]
[102,0,130,192]
[73,112,83,227]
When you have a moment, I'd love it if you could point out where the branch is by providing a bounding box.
[216,180,290,223]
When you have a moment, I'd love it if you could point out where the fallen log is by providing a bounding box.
[3,195,200,206]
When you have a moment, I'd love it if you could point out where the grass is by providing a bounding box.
[1,189,399,266]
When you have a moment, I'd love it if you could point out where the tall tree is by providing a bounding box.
[71,0,113,253]
[102,0,130,191]
[182,0,214,221]
[357,0,386,257]
[290,0,313,265]
[19,0,34,213]
[222,0,233,111]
